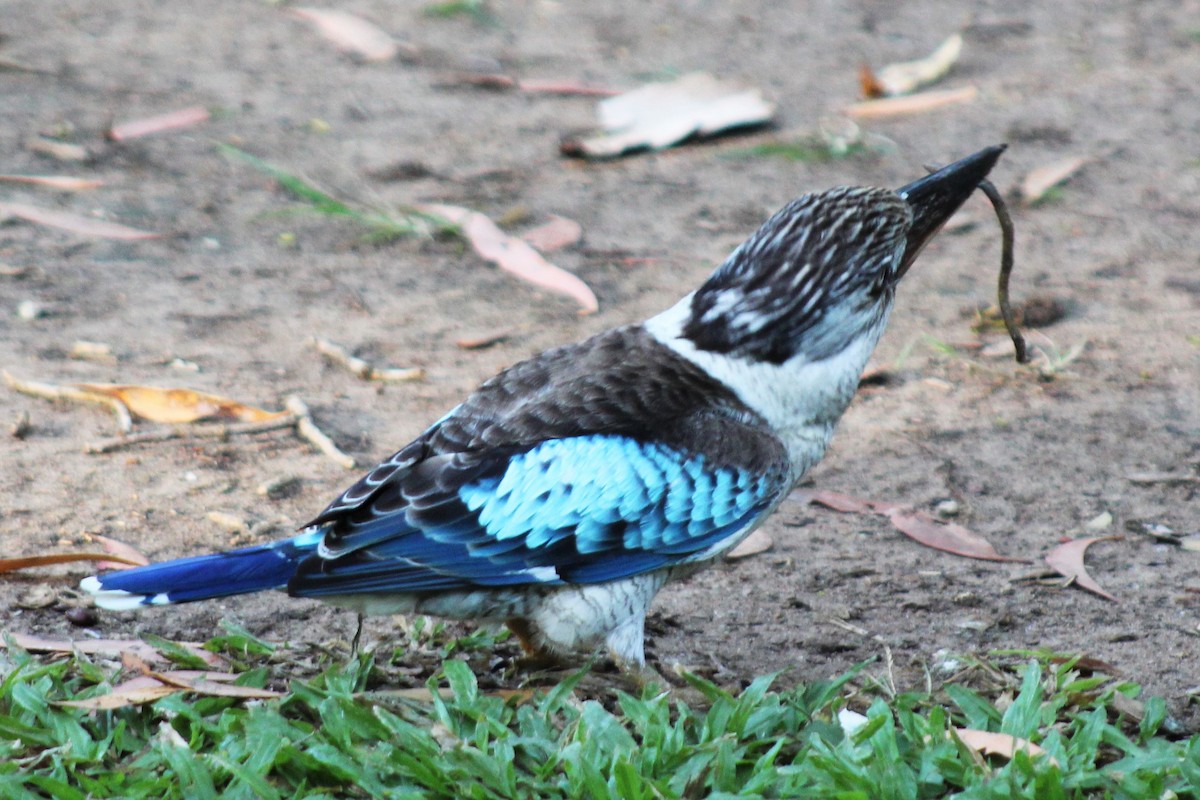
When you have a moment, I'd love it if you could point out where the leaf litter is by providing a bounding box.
[561,72,776,158]
[1044,536,1122,602]
[0,201,160,240]
[106,106,210,141]
[290,7,404,62]
[860,33,963,97]
[796,489,1027,563]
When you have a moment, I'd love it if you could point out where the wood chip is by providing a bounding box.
[843,86,977,119]
[286,395,355,469]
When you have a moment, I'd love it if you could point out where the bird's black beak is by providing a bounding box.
[895,144,1006,277]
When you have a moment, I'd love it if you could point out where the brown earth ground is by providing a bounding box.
[2,1,1199,726]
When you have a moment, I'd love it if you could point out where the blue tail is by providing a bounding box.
[81,531,321,610]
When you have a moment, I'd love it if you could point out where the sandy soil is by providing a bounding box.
[2,1,1198,725]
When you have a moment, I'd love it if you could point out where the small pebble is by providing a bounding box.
[934,499,960,518]
[16,299,46,320]
[66,607,99,627]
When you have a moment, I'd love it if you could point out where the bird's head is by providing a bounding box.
[681,145,1005,365]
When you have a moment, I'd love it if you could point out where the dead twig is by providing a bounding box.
[285,395,356,469]
[310,337,424,383]
[5,371,133,433]
[85,415,300,454]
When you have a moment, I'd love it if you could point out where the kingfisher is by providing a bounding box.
[83,146,1005,673]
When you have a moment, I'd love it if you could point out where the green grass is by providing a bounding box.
[218,144,456,244]
[722,137,870,163]
[1,629,1196,799]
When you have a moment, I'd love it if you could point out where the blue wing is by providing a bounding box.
[288,434,785,598]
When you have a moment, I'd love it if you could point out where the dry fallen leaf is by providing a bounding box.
[843,86,977,119]
[955,728,1058,767]
[26,137,91,162]
[57,678,178,709]
[521,215,583,253]
[86,534,150,570]
[74,384,289,425]
[0,552,147,574]
[416,203,598,314]
[725,529,774,560]
[887,509,1027,563]
[1045,536,1121,602]
[862,33,963,97]
[291,7,400,62]
[1019,156,1088,205]
[564,72,775,158]
[107,106,210,142]
[799,490,1027,562]
[1,634,224,667]
[0,175,103,191]
[0,202,160,240]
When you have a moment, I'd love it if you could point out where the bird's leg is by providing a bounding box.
[606,614,673,691]
[505,618,570,671]
[350,612,365,656]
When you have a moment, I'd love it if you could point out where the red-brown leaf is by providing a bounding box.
[416,203,598,313]
[107,106,210,141]
[0,202,160,240]
[887,509,1027,562]
[1044,536,1121,602]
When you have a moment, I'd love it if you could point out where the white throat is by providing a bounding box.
[644,293,888,482]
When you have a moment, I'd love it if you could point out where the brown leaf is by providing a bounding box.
[1044,536,1121,602]
[864,34,963,97]
[516,78,620,97]
[0,202,160,240]
[1019,157,1088,205]
[843,86,977,119]
[0,552,147,574]
[955,728,1057,767]
[151,670,283,699]
[106,106,210,142]
[799,490,1027,563]
[0,175,103,191]
[521,215,583,253]
[455,330,511,350]
[887,509,1028,562]
[1,634,224,667]
[805,489,901,515]
[291,8,400,62]
[26,137,91,162]
[564,72,775,158]
[57,679,178,709]
[725,529,773,560]
[416,204,598,314]
[73,384,288,425]
[86,534,150,570]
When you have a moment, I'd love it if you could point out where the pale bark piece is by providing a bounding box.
[0,175,102,191]
[107,106,210,141]
[725,529,773,560]
[0,202,159,240]
[1044,536,1121,602]
[568,72,775,158]
[416,203,598,313]
[843,86,978,119]
[865,34,963,97]
[291,8,400,62]
[1019,157,1088,205]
